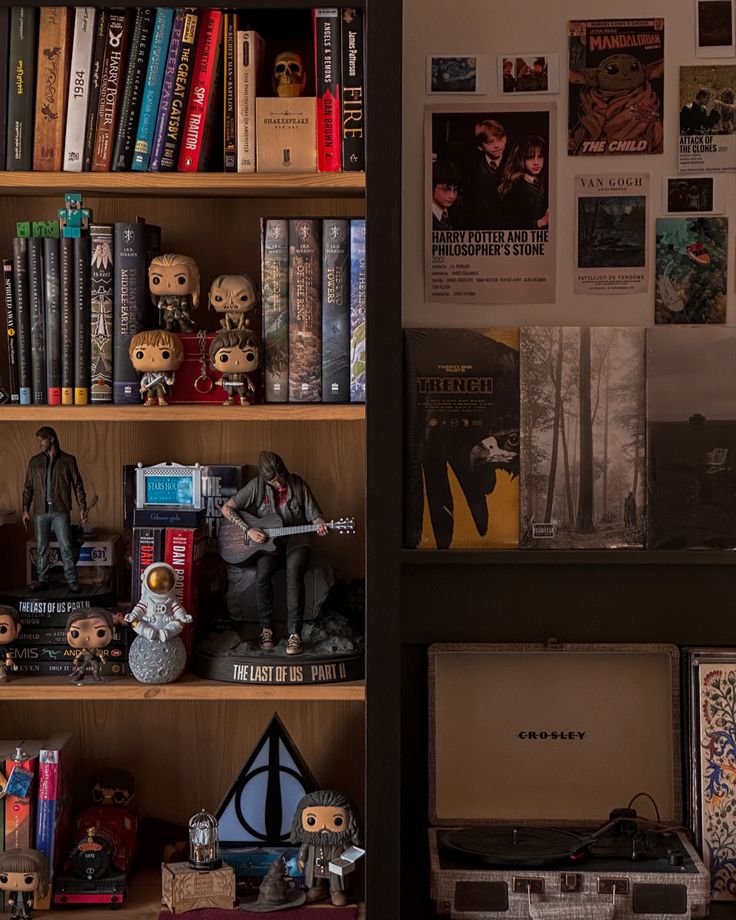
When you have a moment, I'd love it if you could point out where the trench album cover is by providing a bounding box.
[404,328,519,550]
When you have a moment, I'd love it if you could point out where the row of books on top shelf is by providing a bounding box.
[405,326,736,552]
[1,6,364,174]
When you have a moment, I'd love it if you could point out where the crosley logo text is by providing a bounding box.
[519,731,586,740]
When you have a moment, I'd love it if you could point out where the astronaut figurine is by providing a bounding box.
[124,562,192,684]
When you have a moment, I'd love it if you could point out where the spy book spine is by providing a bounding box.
[349,219,366,402]
[12,237,31,405]
[236,29,265,173]
[131,526,165,605]
[63,7,98,172]
[288,219,322,402]
[43,237,61,405]
[2,261,18,403]
[159,10,198,171]
[82,8,108,172]
[89,224,113,404]
[132,7,174,171]
[113,221,148,404]
[262,218,289,402]
[91,10,131,171]
[322,218,350,402]
[340,8,365,172]
[59,237,74,405]
[33,7,73,171]
[314,8,341,172]
[222,13,236,171]
[150,9,188,172]
[28,237,46,405]
[177,8,222,171]
[111,7,154,172]
[7,7,37,171]
[73,235,91,405]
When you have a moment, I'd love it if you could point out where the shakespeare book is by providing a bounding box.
[349,219,366,402]
[6,7,37,170]
[322,218,350,402]
[255,97,317,173]
[262,219,289,402]
[89,225,113,404]
[340,8,364,171]
[404,328,520,550]
[63,7,98,172]
[520,327,645,549]
[33,8,74,172]
[111,7,154,172]
[288,219,322,402]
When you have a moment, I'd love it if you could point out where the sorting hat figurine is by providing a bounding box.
[245,858,306,913]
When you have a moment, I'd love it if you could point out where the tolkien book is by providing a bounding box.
[340,8,365,172]
[255,97,317,173]
[177,8,222,171]
[12,237,31,405]
[113,221,151,404]
[63,7,98,172]
[646,327,736,549]
[91,10,131,171]
[150,9,190,172]
[132,8,174,171]
[3,260,18,404]
[404,328,520,550]
[288,219,322,402]
[82,8,108,172]
[314,8,342,172]
[111,7,154,172]
[520,327,645,549]
[73,235,91,405]
[43,237,61,406]
[59,237,74,405]
[131,527,165,605]
[6,7,37,171]
[349,219,366,403]
[322,218,350,402]
[33,7,74,172]
[236,28,265,173]
[28,237,46,406]
[0,9,10,171]
[159,9,199,171]
[222,12,236,172]
[89,225,113,403]
[262,219,289,402]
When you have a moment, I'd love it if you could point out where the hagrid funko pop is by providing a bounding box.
[208,274,259,331]
[128,330,184,407]
[148,254,200,332]
[209,329,263,406]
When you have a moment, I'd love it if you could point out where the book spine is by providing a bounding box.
[131,526,165,605]
[12,237,31,405]
[33,7,73,171]
[15,627,127,646]
[63,7,97,172]
[91,10,131,172]
[262,219,289,402]
[6,7,37,171]
[165,527,204,613]
[314,8,341,172]
[236,30,264,173]
[33,750,59,911]
[73,235,91,405]
[288,219,322,402]
[82,8,107,172]
[3,260,19,404]
[28,237,46,405]
[59,236,74,404]
[349,219,366,402]
[322,218,350,402]
[149,9,186,172]
[13,661,128,676]
[177,9,221,172]
[340,8,364,172]
[223,13,237,172]
[44,237,61,405]
[159,10,198,171]
[0,9,10,171]
[132,8,174,171]
[111,7,154,172]
[113,221,148,404]
[89,225,114,404]
[5,755,36,849]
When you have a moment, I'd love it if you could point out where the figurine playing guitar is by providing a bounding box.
[218,514,355,565]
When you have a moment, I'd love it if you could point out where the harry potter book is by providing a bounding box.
[73,235,91,405]
[33,7,74,172]
[159,10,199,171]
[6,7,37,171]
[111,7,154,172]
[63,7,97,172]
[340,8,364,172]
[404,328,520,550]
[322,218,350,402]
[82,9,108,172]
[91,10,131,171]
[288,219,322,402]
[262,219,289,402]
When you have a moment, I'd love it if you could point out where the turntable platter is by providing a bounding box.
[440,826,589,867]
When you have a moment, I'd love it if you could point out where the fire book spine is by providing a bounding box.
[91,10,131,172]
[33,7,73,172]
[111,7,154,172]
[177,8,222,172]
[262,219,289,402]
[12,237,31,405]
[63,7,98,173]
[73,235,91,405]
[0,9,10,171]
[322,218,350,402]
[6,7,37,171]
[89,224,113,404]
[349,219,366,402]
[43,237,61,405]
[28,237,46,406]
[150,9,187,172]
[81,8,107,172]
[113,221,149,404]
[288,219,322,402]
[236,30,265,173]
[132,7,174,171]
[59,237,74,405]
[314,8,342,172]
[3,261,18,404]
[222,13,237,172]
[159,10,199,171]
[131,526,165,605]
[340,8,365,172]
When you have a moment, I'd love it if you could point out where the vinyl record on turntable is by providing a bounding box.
[440,825,589,867]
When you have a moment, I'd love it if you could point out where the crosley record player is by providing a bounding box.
[428,643,710,919]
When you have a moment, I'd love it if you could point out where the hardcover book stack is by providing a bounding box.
[1,6,365,174]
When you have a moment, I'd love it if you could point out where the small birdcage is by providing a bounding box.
[188,809,222,871]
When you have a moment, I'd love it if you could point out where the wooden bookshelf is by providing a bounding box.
[0,405,365,422]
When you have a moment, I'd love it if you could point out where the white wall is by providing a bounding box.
[402,0,736,326]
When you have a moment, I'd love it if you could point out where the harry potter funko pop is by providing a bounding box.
[208,274,259,331]
[0,849,49,919]
[148,254,200,332]
[129,331,184,407]
[209,330,263,406]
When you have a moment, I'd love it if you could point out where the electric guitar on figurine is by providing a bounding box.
[218,514,356,565]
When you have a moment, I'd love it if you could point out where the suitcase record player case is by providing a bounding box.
[428,643,710,920]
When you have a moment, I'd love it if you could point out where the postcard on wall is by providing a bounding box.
[427,55,489,94]
[568,19,664,156]
[575,174,648,294]
[497,54,559,95]
[426,103,556,304]
[663,175,720,213]
[696,0,735,57]
[679,65,736,172]
[655,217,727,324]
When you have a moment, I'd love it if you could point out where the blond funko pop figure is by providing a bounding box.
[209,274,259,331]
[129,330,184,407]
[209,329,262,406]
[148,254,200,332]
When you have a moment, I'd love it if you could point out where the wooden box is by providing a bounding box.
[161,861,236,913]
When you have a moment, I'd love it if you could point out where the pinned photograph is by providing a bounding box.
[664,175,718,213]
[696,0,735,57]
[427,56,488,94]
[679,65,736,172]
[498,54,560,95]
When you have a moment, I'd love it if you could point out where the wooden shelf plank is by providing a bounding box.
[401,549,736,565]
[0,171,365,198]
[3,675,366,701]
[0,405,365,422]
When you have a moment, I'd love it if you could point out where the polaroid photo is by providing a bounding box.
[696,0,736,57]
[498,53,560,95]
[663,175,720,213]
[427,55,489,94]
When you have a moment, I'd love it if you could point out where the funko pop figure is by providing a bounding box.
[66,607,115,684]
[148,254,200,332]
[0,606,20,684]
[0,848,49,920]
[89,768,135,810]
[209,330,262,406]
[209,274,259,331]
[129,330,184,407]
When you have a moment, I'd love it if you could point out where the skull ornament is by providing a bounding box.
[273,51,307,97]
[208,274,259,330]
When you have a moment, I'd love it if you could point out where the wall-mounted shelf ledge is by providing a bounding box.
[0,405,365,422]
[401,549,736,565]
